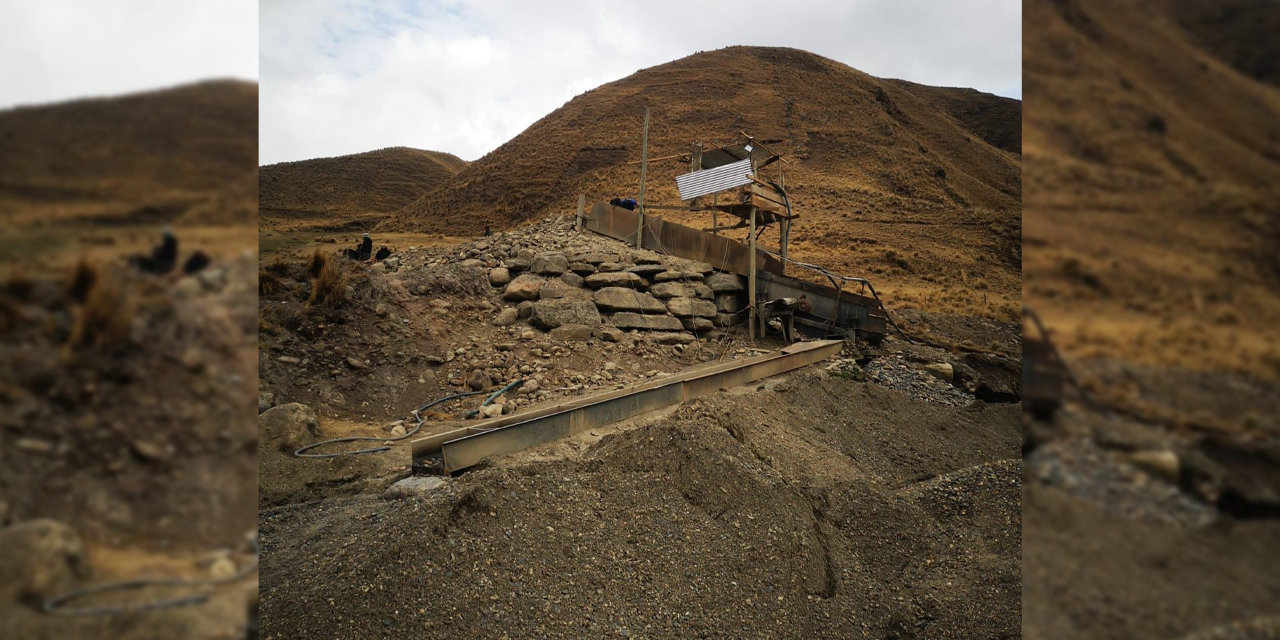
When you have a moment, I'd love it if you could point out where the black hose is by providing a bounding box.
[44,532,258,616]
[294,390,486,458]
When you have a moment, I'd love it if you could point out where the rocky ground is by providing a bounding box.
[1023,358,1280,640]
[256,219,1023,639]
[0,247,259,639]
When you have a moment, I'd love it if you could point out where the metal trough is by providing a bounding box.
[411,339,843,474]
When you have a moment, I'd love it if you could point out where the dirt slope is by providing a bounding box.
[0,80,258,219]
[259,147,468,231]
[381,46,1021,320]
[1023,0,1280,378]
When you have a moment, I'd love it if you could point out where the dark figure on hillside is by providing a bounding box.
[375,246,391,261]
[359,233,373,260]
[183,250,211,275]
[483,225,492,236]
[129,227,179,274]
[610,197,637,211]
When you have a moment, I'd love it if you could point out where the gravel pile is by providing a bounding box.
[860,354,974,407]
[260,372,1021,639]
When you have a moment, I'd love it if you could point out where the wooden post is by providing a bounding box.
[636,107,650,250]
[575,193,585,232]
[712,193,718,235]
[689,142,703,209]
[748,205,757,341]
[779,218,789,274]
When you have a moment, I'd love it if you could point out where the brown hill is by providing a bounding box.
[259,147,468,231]
[1159,0,1280,89]
[0,79,258,219]
[1023,0,1280,379]
[387,46,1023,319]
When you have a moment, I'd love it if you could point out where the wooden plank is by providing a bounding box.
[575,193,585,232]
[749,205,757,340]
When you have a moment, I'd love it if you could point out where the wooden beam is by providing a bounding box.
[624,152,687,165]
[700,220,748,233]
[575,193,585,232]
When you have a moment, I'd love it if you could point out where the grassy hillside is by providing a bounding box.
[259,147,468,231]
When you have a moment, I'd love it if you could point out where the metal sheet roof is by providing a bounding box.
[675,158,753,201]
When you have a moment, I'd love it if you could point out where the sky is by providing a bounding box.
[0,0,258,109]
[261,0,1021,166]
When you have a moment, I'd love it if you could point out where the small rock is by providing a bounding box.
[389,424,407,437]
[375,303,388,317]
[278,356,301,364]
[468,369,492,391]
[384,476,449,499]
[493,308,519,327]
[347,356,368,369]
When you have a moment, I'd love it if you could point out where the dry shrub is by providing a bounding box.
[260,270,284,297]
[307,250,326,279]
[67,258,97,303]
[67,272,136,351]
[264,258,291,277]
[307,251,347,308]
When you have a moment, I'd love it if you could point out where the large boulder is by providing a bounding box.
[568,262,597,276]
[530,299,601,330]
[666,297,717,318]
[627,264,668,278]
[593,288,667,314]
[611,313,685,331]
[654,270,703,283]
[585,271,647,290]
[550,324,595,341]
[0,519,85,604]
[714,292,746,313]
[681,317,715,332]
[538,279,589,300]
[260,403,323,454]
[531,252,570,276]
[650,331,696,345]
[504,257,530,273]
[649,282,692,299]
[503,274,544,301]
[706,272,747,292]
[488,267,511,287]
[577,252,621,265]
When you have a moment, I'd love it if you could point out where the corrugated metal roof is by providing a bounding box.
[675,158,753,201]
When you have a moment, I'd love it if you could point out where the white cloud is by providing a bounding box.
[0,0,258,109]
[260,0,1020,165]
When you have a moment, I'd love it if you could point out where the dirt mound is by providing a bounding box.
[259,147,468,231]
[260,370,1020,639]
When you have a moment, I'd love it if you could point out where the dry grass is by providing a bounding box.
[260,270,284,297]
[306,251,348,308]
[66,267,136,351]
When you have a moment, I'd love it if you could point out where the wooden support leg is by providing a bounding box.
[748,206,757,341]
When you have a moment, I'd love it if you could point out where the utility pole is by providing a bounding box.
[636,107,649,250]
